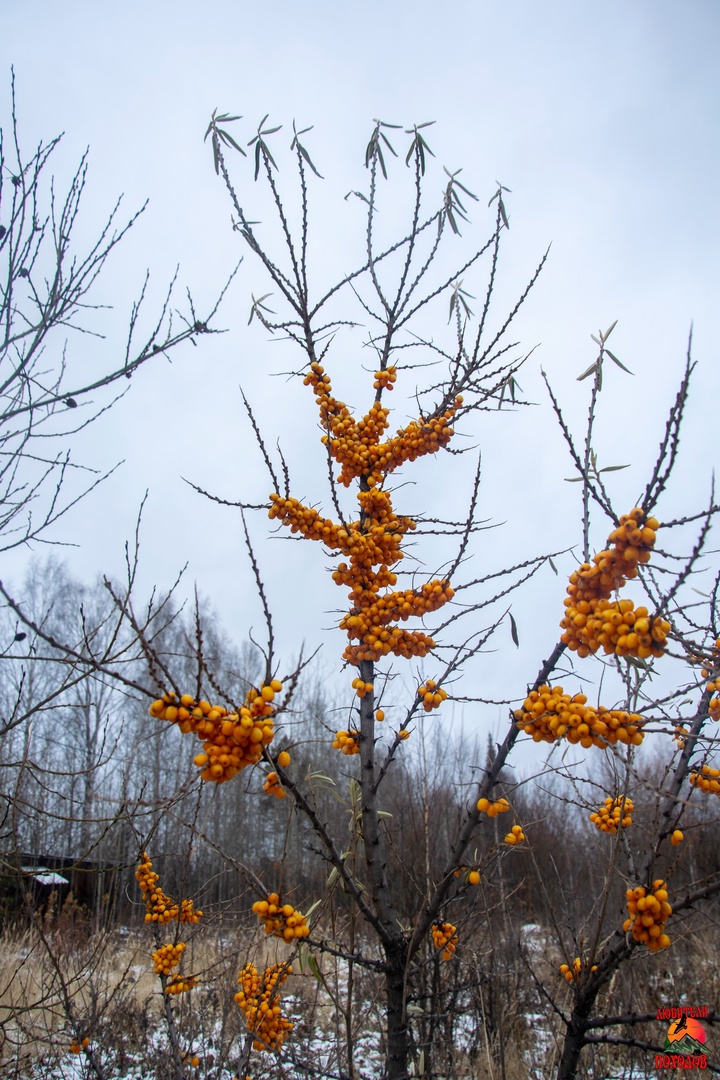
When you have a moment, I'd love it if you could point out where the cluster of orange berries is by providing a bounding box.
[149,682,282,784]
[687,641,720,718]
[386,406,460,472]
[333,728,361,755]
[269,489,448,665]
[432,923,458,961]
[136,853,202,924]
[700,644,720,716]
[271,363,461,667]
[269,494,348,547]
[560,509,670,659]
[571,510,659,600]
[138,851,177,920]
[624,881,672,952]
[515,685,644,748]
[339,579,455,632]
[252,894,310,942]
[373,366,397,392]
[418,680,448,711]
[352,678,374,698]
[505,824,525,845]
[264,772,285,798]
[165,974,198,995]
[675,725,689,749]
[180,899,202,922]
[689,765,720,795]
[562,598,670,661]
[152,941,185,975]
[269,487,410,568]
[590,796,634,834]
[559,957,597,983]
[151,942,198,995]
[235,963,294,1053]
[69,1038,90,1054]
[476,796,510,817]
[302,362,389,488]
[302,361,461,489]
[136,855,201,994]
[136,853,177,923]
[356,485,413,545]
[339,578,452,665]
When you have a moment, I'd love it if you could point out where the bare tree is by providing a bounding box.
[0,70,234,553]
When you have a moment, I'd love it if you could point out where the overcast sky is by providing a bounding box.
[2,0,719,754]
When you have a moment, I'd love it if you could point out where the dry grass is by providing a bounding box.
[0,907,385,1080]
[2,902,717,1080]
[0,909,285,1077]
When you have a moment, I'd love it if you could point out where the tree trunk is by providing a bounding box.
[356,655,412,1078]
[384,940,411,1080]
[556,995,593,1080]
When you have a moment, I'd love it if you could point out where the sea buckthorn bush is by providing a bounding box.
[6,104,720,1080]
[108,117,720,1080]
